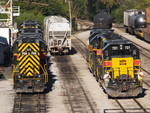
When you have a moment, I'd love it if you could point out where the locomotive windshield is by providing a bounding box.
[111,44,131,56]
[103,44,139,59]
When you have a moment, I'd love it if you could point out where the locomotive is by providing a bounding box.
[87,12,143,97]
[12,20,48,93]
[44,16,71,55]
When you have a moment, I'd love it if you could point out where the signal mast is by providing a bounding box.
[0,0,20,44]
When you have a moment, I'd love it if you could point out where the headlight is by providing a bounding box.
[139,18,144,22]
[18,75,21,79]
[38,75,41,78]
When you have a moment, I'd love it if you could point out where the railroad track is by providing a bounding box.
[54,55,99,113]
[72,38,87,59]
[13,93,47,113]
[73,33,150,113]
[104,97,150,113]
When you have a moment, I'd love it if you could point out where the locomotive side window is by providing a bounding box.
[132,49,140,59]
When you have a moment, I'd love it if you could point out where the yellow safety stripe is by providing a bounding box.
[18,43,40,76]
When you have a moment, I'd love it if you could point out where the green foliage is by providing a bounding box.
[13,0,70,25]
[14,11,44,26]
[12,0,150,26]
[0,14,7,19]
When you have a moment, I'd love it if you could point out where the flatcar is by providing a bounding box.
[87,29,143,97]
[12,20,48,93]
[44,16,71,55]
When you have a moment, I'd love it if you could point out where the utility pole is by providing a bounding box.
[68,1,72,35]
[10,0,13,27]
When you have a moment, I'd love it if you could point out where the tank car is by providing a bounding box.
[93,11,112,29]
[87,30,143,97]
[12,20,48,93]
[124,9,146,35]
[44,16,71,55]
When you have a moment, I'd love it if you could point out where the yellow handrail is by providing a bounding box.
[11,64,19,84]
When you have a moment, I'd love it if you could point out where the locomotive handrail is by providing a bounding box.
[44,64,48,83]
[39,63,48,83]
[11,64,19,84]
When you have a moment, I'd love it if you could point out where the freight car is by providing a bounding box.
[44,16,71,55]
[143,7,150,42]
[123,9,150,42]
[124,9,146,35]
[12,20,48,93]
[87,30,143,97]
[93,11,112,29]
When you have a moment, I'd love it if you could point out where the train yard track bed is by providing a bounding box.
[0,29,150,113]
[54,55,99,113]
[13,93,47,113]
[71,31,150,113]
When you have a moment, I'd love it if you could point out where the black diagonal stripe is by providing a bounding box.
[19,54,40,66]
[19,55,30,66]
[29,55,40,64]
[18,43,27,52]
[20,60,39,71]
[31,43,40,52]
[20,65,34,74]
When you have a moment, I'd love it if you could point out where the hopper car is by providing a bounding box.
[44,16,71,55]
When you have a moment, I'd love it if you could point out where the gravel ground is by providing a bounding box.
[46,55,71,113]
[69,47,119,112]
[0,67,15,113]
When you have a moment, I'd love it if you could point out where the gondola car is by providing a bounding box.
[12,20,48,93]
[87,30,143,97]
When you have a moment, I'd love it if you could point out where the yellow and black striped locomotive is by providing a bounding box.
[87,29,143,97]
[12,20,48,93]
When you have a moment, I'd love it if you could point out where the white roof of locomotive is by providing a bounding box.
[45,16,69,23]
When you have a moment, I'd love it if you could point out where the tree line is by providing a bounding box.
[2,0,150,26]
